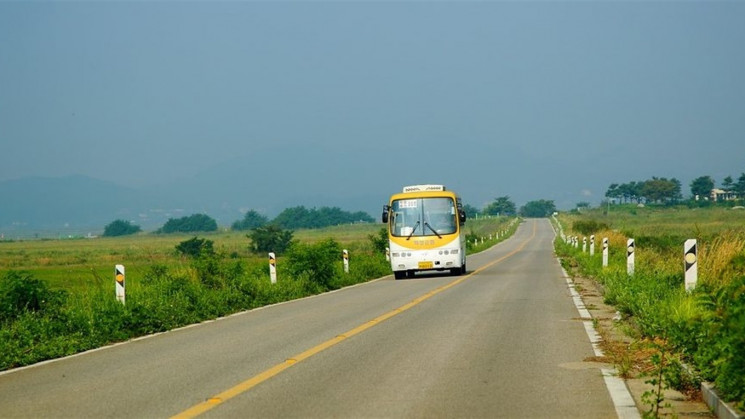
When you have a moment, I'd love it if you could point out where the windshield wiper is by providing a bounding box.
[424,222,442,239]
[406,221,420,240]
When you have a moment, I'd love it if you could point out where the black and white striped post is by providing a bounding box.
[343,249,349,274]
[115,264,125,305]
[268,252,277,284]
[684,239,698,291]
[590,235,595,256]
[602,237,609,268]
[385,247,390,262]
[627,239,635,275]
[582,237,587,253]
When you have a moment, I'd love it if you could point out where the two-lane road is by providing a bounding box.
[0,219,620,418]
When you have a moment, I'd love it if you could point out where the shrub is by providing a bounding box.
[368,227,388,255]
[103,219,142,237]
[247,225,294,254]
[175,237,215,258]
[0,271,65,324]
[286,238,341,289]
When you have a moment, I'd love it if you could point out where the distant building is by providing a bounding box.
[710,188,738,202]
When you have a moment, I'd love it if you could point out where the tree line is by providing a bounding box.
[102,206,374,237]
[467,196,556,218]
[605,172,745,205]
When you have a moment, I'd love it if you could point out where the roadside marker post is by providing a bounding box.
[590,235,595,256]
[684,239,698,291]
[115,264,125,305]
[627,239,635,276]
[343,249,349,274]
[268,252,277,284]
[582,237,587,253]
[602,237,609,268]
[385,247,390,262]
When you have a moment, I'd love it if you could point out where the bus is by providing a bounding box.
[382,185,467,279]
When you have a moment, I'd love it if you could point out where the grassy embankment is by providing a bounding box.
[0,216,515,371]
[555,205,745,413]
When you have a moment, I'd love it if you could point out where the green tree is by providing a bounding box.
[722,176,734,192]
[519,200,556,217]
[483,196,516,216]
[735,173,745,196]
[159,214,218,233]
[272,206,373,229]
[605,183,620,202]
[462,204,480,219]
[642,177,682,203]
[690,176,715,199]
[231,210,268,231]
[247,225,294,254]
[103,219,142,237]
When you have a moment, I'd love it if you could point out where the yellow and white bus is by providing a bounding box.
[382,185,467,279]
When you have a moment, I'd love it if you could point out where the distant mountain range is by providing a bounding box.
[1,142,590,238]
[0,145,394,237]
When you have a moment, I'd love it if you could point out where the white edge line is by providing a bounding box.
[557,256,640,419]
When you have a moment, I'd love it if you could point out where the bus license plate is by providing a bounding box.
[418,261,433,269]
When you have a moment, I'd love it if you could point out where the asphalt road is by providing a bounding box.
[0,219,618,418]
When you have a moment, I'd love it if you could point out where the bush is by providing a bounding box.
[175,237,215,258]
[247,225,294,254]
[695,276,745,409]
[286,238,342,289]
[368,228,388,255]
[0,271,65,324]
[103,219,142,237]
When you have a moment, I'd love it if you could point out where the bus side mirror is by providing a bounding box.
[382,205,390,223]
[459,210,467,224]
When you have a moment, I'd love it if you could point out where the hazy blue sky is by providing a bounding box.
[2,1,744,211]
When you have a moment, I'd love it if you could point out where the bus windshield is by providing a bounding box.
[390,197,457,238]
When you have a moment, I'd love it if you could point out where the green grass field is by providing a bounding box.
[0,218,509,292]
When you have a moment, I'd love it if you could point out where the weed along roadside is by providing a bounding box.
[0,217,515,372]
[553,207,745,419]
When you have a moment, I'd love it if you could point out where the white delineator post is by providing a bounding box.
[602,237,609,268]
[343,249,349,274]
[115,264,125,305]
[385,247,390,262]
[627,239,635,275]
[582,237,587,253]
[590,235,595,256]
[684,239,698,291]
[268,252,277,284]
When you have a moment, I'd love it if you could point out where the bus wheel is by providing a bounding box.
[394,271,406,280]
[450,268,461,276]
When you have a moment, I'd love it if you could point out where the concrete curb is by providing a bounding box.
[702,382,745,419]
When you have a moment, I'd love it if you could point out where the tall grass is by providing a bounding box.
[556,206,745,410]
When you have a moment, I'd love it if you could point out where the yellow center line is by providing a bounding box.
[171,220,537,419]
